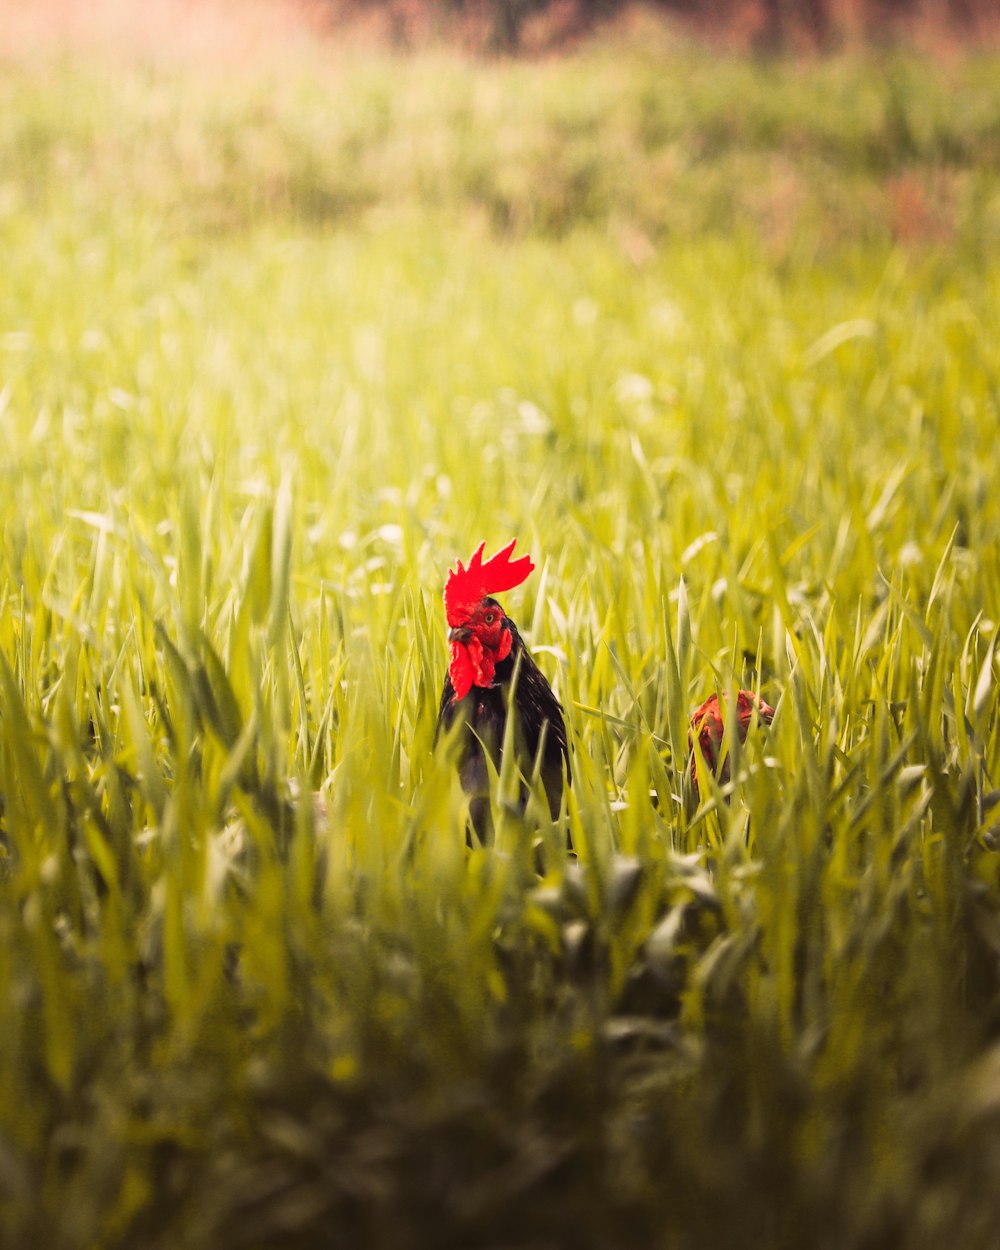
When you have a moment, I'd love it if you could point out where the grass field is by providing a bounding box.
[1,20,1000,1249]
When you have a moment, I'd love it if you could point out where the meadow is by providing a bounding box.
[1,20,1000,1248]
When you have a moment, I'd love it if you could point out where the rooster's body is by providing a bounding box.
[436,543,569,841]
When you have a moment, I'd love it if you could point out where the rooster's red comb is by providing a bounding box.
[444,539,534,628]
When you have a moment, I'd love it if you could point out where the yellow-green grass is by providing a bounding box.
[0,37,999,1249]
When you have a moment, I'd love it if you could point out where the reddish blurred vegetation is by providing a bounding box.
[327,0,998,53]
[1,0,996,61]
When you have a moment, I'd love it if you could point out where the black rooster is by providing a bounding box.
[435,540,570,841]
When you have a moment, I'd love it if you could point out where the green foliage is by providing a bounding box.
[0,37,999,1250]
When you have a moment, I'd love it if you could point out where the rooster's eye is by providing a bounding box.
[483,611,496,625]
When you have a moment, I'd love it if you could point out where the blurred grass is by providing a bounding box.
[1,42,999,246]
[0,30,999,1250]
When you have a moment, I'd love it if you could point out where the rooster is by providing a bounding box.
[436,539,570,840]
[689,690,774,798]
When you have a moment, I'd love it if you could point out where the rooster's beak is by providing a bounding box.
[448,626,471,644]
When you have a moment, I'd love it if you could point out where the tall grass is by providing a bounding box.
[0,35,998,1249]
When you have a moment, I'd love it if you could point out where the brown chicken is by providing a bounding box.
[689,689,774,797]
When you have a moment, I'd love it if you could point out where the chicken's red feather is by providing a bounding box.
[689,690,774,796]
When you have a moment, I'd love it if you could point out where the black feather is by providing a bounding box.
[436,609,569,842]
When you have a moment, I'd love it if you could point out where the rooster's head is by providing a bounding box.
[444,539,534,700]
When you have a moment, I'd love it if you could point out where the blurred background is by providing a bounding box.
[3,0,997,56]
